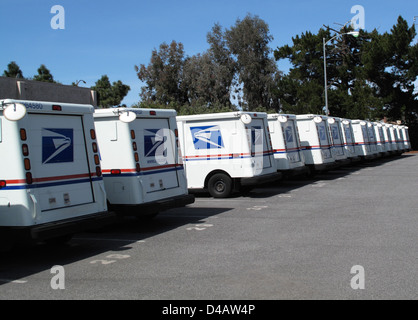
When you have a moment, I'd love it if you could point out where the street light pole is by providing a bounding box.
[323,31,359,116]
[323,37,329,116]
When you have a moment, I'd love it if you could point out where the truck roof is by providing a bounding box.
[93,107,177,119]
[267,113,297,120]
[0,99,95,115]
[176,111,267,122]
[295,114,328,120]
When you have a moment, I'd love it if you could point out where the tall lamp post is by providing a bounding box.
[323,31,359,116]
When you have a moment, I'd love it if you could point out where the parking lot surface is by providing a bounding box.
[1,154,417,300]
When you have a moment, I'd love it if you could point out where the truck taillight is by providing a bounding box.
[20,129,27,141]
[134,152,139,162]
[150,111,156,116]
[110,169,121,175]
[94,154,100,165]
[131,130,136,139]
[132,142,137,151]
[24,158,31,170]
[90,129,96,140]
[52,105,62,111]
[174,129,178,137]
[96,167,102,177]
[92,142,98,153]
[22,144,29,156]
[26,172,33,185]
[136,163,141,172]
[0,180,6,189]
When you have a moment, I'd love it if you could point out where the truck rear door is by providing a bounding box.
[282,121,301,163]
[316,122,333,159]
[139,118,180,195]
[249,119,273,169]
[27,114,94,212]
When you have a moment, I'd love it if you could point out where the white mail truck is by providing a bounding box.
[366,121,379,157]
[382,123,394,154]
[0,99,113,246]
[340,118,359,161]
[93,108,195,216]
[373,122,387,156]
[394,125,406,153]
[267,114,308,177]
[176,112,280,198]
[400,126,411,151]
[351,120,374,159]
[327,117,350,165]
[295,114,337,174]
[387,124,401,155]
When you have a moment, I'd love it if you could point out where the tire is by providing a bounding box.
[207,173,233,198]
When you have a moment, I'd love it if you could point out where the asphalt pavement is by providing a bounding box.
[1,153,417,300]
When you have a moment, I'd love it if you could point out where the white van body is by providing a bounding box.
[382,124,394,154]
[327,117,350,165]
[351,120,373,159]
[394,125,406,153]
[366,121,379,157]
[267,114,307,176]
[93,108,194,215]
[400,126,411,151]
[176,112,280,198]
[295,114,336,172]
[0,99,112,243]
[387,124,401,154]
[340,118,359,160]
[373,122,387,155]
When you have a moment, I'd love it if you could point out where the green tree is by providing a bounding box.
[225,14,281,111]
[135,41,188,107]
[361,16,418,123]
[3,61,24,78]
[33,64,55,83]
[274,29,331,114]
[91,75,130,108]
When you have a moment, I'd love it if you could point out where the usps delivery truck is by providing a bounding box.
[387,124,401,155]
[373,122,387,156]
[366,121,379,158]
[176,112,280,198]
[327,117,350,165]
[267,114,308,177]
[295,114,337,174]
[351,120,374,159]
[0,99,113,245]
[400,126,411,151]
[93,108,195,216]
[340,118,359,161]
[394,125,406,153]
[382,123,394,154]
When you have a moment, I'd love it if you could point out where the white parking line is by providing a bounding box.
[0,279,27,284]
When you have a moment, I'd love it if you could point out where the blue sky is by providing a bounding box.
[1,0,417,106]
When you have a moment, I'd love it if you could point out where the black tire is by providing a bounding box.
[207,173,233,198]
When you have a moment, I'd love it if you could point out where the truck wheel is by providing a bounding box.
[208,173,232,198]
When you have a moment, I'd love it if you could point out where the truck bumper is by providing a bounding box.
[112,194,196,216]
[30,211,116,241]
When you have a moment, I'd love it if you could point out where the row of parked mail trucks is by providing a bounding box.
[0,99,411,246]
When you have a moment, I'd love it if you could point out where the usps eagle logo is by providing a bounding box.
[190,126,224,150]
[144,129,167,157]
[42,128,74,164]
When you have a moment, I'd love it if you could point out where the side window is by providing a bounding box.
[331,126,339,140]
[284,126,294,143]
